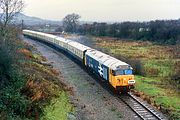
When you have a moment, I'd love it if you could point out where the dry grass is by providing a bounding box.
[94,37,179,60]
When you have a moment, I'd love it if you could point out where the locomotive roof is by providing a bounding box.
[86,49,131,70]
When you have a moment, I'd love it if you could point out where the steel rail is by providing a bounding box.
[118,92,166,120]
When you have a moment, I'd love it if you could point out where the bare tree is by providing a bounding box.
[63,13,81,33]
[0,0,24,40]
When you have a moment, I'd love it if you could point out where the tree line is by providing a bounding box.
[61,13,180,45]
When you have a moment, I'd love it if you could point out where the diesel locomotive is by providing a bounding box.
[23,30,135,93]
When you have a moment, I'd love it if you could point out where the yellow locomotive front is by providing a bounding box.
[109,66,135,93]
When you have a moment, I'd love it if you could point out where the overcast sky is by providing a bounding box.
[24,0,180,22]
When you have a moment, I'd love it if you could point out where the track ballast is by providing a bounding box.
[119,92,167,120]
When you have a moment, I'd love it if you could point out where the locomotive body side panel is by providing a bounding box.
[85,54,109,81]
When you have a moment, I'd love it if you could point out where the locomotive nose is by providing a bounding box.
[116,76,135,86]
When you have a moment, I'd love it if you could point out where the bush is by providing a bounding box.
[129,59,145,75]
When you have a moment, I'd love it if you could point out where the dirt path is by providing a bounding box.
[23,37,139,120]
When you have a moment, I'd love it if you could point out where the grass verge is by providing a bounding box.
[135,76,180,119]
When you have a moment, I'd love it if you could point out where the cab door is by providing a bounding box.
[109,69,116,88]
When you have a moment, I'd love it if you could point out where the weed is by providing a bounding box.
[110,107,117,112]
[116,112,123,118]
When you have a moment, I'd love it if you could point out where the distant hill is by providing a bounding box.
[12,13,62,26]
[0,13,93,26]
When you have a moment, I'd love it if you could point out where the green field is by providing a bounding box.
[92,37,180,120]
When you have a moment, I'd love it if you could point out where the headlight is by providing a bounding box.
[128,80,135,84]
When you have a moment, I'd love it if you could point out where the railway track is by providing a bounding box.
[119,92,166,120]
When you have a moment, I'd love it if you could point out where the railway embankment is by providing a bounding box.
[67,35,180,120]
[0,30,74,119]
